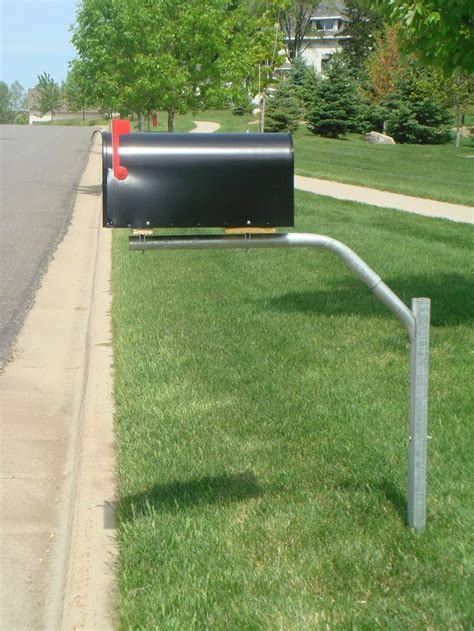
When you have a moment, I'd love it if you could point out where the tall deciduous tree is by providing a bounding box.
[125,0,231,131]
[62,65,90,118]
[372,0,474,75]
[0,81,10,123]
[365,25,404,102]
[280,1,321,62]
[227,0,287,131]
[9,81,27,113]
[434,73,474,147]
[36,73,62,120]
[72,0,276,131]
[340,0,384,75]
[71,0,134,116]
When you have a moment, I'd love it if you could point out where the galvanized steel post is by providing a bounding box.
[408,298,431,532]
[129,232,430,530]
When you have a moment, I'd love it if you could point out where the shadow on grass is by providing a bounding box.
[119,471,262,521]
[338,478,406,524]
[262,273,474,327]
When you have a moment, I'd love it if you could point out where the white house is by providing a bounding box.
[27,89,100,125]
[287,1,348,74]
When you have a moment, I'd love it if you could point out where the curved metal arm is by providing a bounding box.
[129,232,415,340]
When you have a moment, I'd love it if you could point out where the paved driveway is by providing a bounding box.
[0,125,97,365]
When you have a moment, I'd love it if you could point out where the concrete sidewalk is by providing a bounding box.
[295,175,474,224]
[191,121,221,133]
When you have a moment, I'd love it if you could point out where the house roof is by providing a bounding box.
[312,0,346,17]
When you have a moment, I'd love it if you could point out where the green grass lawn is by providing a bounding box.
[293,129,474,207]
[112,193,473,629]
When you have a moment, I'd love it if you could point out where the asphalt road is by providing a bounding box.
[0,125,96,365]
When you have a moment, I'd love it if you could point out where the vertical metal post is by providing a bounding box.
[408,298,431,532]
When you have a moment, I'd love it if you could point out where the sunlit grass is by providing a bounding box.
[112,191,473,629]
[293,128,474,206]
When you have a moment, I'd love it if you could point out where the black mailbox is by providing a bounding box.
[102,128,294,229]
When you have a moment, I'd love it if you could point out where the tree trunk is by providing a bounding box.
[455,109,461,148]
[82,108,85,121]
[259,93,266,133]
[167,109,175,132]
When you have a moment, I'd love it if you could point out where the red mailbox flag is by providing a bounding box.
[112,118,131,180]
[152,112,158,128]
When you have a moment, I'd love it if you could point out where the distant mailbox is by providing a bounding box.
[102,125,294,229]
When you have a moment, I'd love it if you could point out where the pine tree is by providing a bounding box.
[265,79,301,133]
[288,56,308,90]
[306,55,361,138]
[383,65,452,144]
[298,65,323,115]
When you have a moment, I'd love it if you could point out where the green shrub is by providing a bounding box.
[14,112,28,125]
[232,100,253,116]
[384,94,452,144]
[354,101,386,134]
[386,108,451,144]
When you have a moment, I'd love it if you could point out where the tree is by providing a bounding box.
[0,81,27,123]
[340,0,384,76]
[306,54,362,138]
[288,55,309,89]
[221,0,288,131]
[280,1,321,62]
[371,61,452,144]
[0,81,10,123]
[9,81,26,113]
[72,0,273,131]
[264,78,301,132]
[71,0,140,118]
[364,25,404,103]
[372,0,474,75]
[62,63,95,119]
[35,73,62,120]
[436,74,474,147]
[297,63,323,114]
[384,99,451,144]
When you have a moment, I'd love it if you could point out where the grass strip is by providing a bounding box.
[293,129,474,207]
[112,192,473,629]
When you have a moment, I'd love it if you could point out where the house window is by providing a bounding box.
[315,18,338,31]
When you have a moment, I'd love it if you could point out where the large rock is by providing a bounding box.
[366,131,396,144]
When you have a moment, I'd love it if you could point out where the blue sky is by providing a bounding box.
[1,0,78,90]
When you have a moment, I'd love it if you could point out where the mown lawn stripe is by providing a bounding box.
[112,191,473,629]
